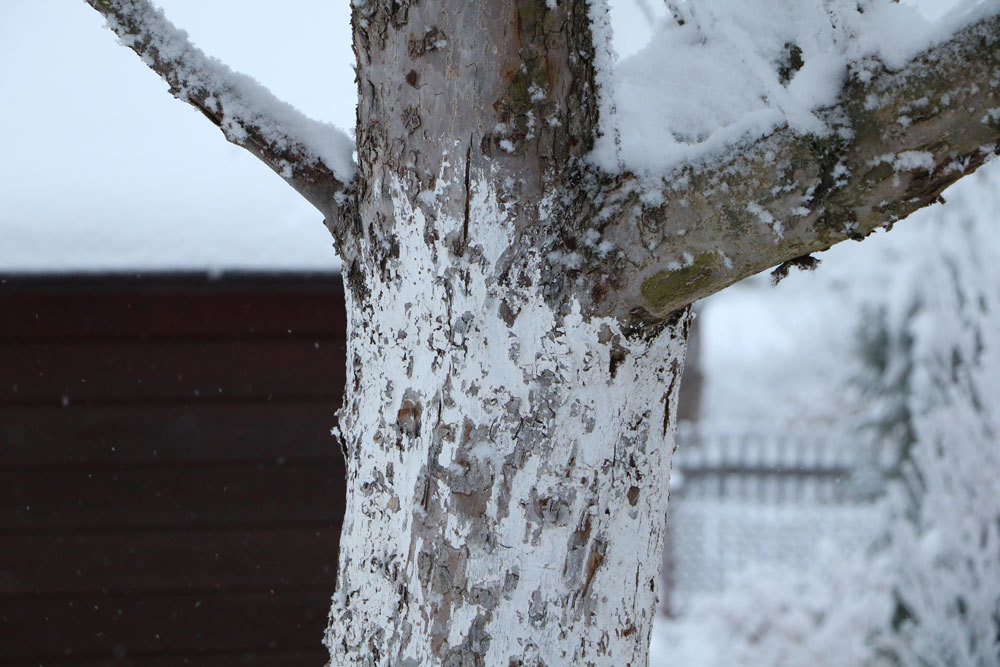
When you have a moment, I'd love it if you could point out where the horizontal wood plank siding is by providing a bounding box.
[0,273,347,666]
[1,591,331,661]
[0,272,345,340]
[0,403,337,468]
[1,463,343,531]
[0,527,339,596]
[0,339,345,405]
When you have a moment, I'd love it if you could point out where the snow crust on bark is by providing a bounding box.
[592,0,999,177]
[326,150,689,664]
[92,0,355,182]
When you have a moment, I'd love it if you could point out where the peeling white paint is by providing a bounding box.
[326,156,689,664]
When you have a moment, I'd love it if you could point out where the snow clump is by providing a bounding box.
[593,0,998,177]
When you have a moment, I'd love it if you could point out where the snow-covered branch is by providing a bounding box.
[85,0,356,223]
[593,11,1000,319]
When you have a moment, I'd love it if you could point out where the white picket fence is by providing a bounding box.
[662,423,879,614]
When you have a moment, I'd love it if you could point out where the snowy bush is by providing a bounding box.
[650,552,895,667]
[652,163,1000,666]
[865,167,1000,667]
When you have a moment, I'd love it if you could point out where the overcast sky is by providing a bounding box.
[0,1,355,271]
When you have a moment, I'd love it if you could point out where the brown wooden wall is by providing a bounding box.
[0,273,348,666]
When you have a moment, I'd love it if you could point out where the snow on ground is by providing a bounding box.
[0,1,353,273]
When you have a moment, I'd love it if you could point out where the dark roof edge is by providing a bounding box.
[0,270,344,293]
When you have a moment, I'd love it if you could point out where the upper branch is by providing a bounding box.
[86,0,356,223]
[593,12,1000,320]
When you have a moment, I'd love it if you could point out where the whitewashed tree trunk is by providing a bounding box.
[324,2,690,663]
[326,181,689,663]
[81,1,1000,663]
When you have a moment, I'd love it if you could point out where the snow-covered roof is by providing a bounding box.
[0,0,354,273]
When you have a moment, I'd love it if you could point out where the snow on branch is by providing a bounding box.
[590,10,1000,319]
[594,0,997,175]
[85,0,356,221]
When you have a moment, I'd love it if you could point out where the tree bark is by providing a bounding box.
[325,1,690,663]
[591,13,1000,318]
[79,1,1000,663]
[327,250,689,663]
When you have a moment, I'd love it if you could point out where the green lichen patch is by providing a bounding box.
[640,253,721,314]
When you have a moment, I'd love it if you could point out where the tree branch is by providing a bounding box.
[85,0,356,224]
[594,13,1000,319]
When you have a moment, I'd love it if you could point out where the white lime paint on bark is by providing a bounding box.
[326,159,689,664]
[320,3,697,658]
[81,1,1000,664]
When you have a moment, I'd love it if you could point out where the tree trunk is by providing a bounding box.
[325,1,691,663]
[78,0,1000,662]
[327,249,689,664]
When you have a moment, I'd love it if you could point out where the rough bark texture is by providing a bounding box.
[81,1,1000,664]
[588,14,1000,319]
[325,2,690,663]
[86,0,1000,325]
[327,220,689,663]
